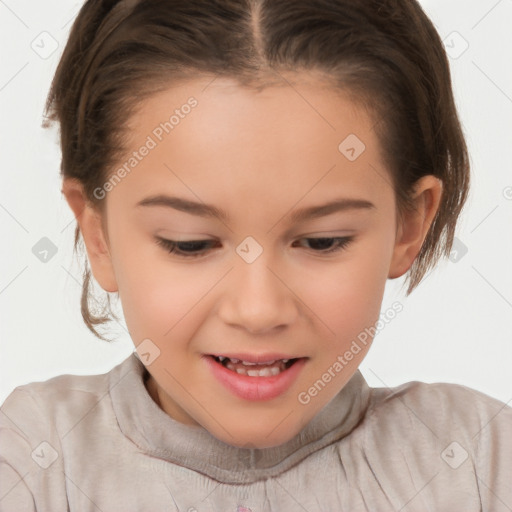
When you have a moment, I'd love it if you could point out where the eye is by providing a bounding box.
[155,236,354,259]
[155,237,219,259]
[292,236,354,254]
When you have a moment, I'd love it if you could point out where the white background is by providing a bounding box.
[0,0,511,406]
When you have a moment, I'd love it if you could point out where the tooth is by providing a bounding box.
[282,359,289,363]
[217,356,226,362]
[241,361,258,366]
[229,358,241,364]
[224,360,286,377]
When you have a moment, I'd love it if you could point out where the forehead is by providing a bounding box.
[110,74,392,218]
[128,73,375,150]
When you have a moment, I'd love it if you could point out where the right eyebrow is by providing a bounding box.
[136,195,230,223]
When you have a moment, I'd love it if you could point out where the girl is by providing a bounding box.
[1,0,511,510]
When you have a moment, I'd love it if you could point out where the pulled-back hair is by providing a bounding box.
[44,0,470,341]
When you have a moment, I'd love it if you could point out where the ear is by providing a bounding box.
[388,175,443,279]
[61,178,118,293]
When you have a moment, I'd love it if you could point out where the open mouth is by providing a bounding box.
[208,355,299,377]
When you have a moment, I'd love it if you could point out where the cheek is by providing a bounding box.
[304,255,386,326]
[302,241,392,349]
[109,240,185,339]
[115,247,219,349]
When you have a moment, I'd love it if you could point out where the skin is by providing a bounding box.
[62,73,442,449]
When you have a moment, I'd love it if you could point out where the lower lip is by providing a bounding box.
[203,356,307,401]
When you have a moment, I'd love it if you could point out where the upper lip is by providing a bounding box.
[208,353,304,364]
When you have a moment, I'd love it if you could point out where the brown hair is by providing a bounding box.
[44,0,470,341]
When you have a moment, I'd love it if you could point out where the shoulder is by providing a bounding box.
[0,355,136,510]
[364,378,512,464]
[333,379,512,509]
[0,354,138,436]
[2,363,110,430]
[357,379,512,509]
[0,354,140,457]
[366,378,512,433]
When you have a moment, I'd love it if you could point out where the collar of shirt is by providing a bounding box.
[110,352,371,484]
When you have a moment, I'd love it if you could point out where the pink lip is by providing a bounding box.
[203,355,307,401]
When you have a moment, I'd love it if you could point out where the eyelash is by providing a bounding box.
[155,236,354,259]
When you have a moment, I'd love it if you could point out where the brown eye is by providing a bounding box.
[293,236,354,254]
[155,237,219,258]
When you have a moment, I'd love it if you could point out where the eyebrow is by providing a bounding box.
[136,195,376,223]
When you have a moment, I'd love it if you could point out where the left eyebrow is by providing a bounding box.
[288,198,376,223]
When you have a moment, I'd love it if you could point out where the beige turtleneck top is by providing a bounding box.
[0,352,510,511]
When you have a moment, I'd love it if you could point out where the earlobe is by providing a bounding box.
[61,178,118,293]
[388,175,443,279]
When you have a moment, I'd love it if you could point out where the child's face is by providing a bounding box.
[70,74,440,448]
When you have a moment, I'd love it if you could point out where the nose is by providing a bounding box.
[217,253,299,335]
